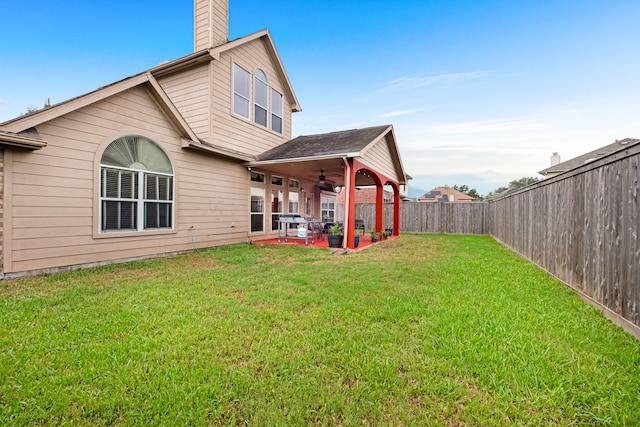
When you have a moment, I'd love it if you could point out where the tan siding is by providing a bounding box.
[158,63,210,140]
[209,38,293,157]
[360,135,399,182]
[194,0,228,50]
[6,86,250,275]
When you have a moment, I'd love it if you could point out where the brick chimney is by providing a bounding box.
[194,0,228,51]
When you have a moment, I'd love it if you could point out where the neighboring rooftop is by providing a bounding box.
[539,138,640,178]
[418,186,474,203]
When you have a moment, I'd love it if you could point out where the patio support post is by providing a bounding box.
[344,158,357,249]
[375,181,384,234]
[393,186,401,236]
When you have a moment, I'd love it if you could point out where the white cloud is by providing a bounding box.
[378,108,424,118]
[379,70,493,93]
[426,118,541,135]
[0,98,9,105]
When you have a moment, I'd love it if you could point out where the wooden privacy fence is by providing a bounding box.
[350,142,640,337]
[351,202,489,235]
[489,143,639,338]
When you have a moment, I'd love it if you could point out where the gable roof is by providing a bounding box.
[539,138,640,177]
[419,186,474,202]
[0,29,300,153]
[247,125,407,186]
[255,125,392,161]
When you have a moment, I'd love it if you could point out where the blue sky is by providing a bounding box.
[2,1,639,195]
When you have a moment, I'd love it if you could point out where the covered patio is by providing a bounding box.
[246,125,408,250]
[254,232,397,251]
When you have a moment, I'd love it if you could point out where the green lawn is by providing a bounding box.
[1,235,639,426]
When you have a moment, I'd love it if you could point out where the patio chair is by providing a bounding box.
[311,221,325,240]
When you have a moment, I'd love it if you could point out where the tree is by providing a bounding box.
[486,176,540,199]
[452,184,483,201]
[508,176,540,189]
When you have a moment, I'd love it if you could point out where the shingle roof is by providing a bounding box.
[418,186,474,202]
[539,138,640,176]
[255,125,391,161]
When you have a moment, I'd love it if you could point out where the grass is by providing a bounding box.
[1,234,639,426]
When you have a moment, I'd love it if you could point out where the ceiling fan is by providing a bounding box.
[316,169,342,193]
[317,169,328,185]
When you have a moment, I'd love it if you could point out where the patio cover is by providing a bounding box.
[245,125,407,249]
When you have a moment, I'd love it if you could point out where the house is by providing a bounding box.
[0,0,407,278]
[539,138,640,178]
[418,186,474,202]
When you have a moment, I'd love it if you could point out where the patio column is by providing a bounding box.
[393,186,401,236]
[375,181,384,234]
[344,158,357,249]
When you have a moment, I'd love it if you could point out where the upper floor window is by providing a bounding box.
[233,64,251,119]
[100,135,173,232]
[271,89,283,134]
[232,63,284,133]
[254,69,268,127]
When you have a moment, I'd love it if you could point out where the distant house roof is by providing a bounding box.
[418,186,474,202]
[539,138,640,177]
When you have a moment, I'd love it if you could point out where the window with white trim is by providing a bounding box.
[100,135,173,232]
[321,195,335,221]
[288,191,299,215]
[271,189,284,231]
[233,64,251,119]
[250,172,265,233]
[271,88,283,134]
[254,69,268,127]
[232,63,285,134]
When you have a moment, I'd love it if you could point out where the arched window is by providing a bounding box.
[100,135,174,232]
[253,69,268,127]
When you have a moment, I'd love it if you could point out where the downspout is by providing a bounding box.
[342,157,350,250]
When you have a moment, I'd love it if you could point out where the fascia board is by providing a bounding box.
[144,72,200,142]
[182,138,255,162]
[246,152,361,167]
[0,133,47,149]
[1,73,150,133]
[359,125,408,185]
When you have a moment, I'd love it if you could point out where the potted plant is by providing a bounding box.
[354,227,361,248]
[370,231,379,242]
[327,223,343,248]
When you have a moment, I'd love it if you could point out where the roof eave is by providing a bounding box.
[1,73,150,133]
[183,138,255,162]
[247,152,361,167]
[0,133,47,150]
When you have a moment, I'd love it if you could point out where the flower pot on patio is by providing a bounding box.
[328,234,343,248]
[328,223,343,248]
[354,235,360,248]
